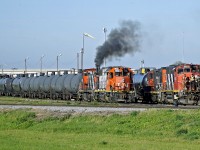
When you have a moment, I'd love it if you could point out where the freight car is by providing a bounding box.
[0,70,82,100]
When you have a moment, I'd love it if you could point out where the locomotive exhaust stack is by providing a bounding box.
[95,64,100,89]
[96,64,100,75]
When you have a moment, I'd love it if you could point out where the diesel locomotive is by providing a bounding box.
[133,64,200,105]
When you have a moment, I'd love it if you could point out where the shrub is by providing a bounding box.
[176,128,188,136]
[100,141,108,145]
[130,111,139,117]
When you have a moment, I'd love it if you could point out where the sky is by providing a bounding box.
[0,0,200,70]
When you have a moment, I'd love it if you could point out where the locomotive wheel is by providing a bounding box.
[93,93,100,102]
[83,93,88,101]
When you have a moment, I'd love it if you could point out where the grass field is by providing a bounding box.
[0,108,200,149]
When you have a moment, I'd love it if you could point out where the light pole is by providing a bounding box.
[0,65,3,75]
[57,54,62,71]
[11,67,17,75]
[77,52,79,70]
[103,27,107,67]
[40,55,45,73]
[81,33,95,70]
[25,57,29,74]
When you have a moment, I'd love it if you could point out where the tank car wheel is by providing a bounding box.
[62,95,65,100]
[56,94,59,100]
[52,95,56,100]
[65,95,70,101]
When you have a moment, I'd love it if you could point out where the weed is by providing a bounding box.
[59,113,72,121]
[176,128,188,136]
[130,111,139,117]
[100,140,108,145]
[66,102,71,105]
[176,115,184,120]
[186,132,199,140]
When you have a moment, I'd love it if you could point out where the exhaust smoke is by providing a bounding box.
[95,20,141,66]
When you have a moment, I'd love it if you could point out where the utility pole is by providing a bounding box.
[77,52,79,70]
[57,54,62,71]
[103,27,107,67]
[40,55,45,73]
[25,57,29,74]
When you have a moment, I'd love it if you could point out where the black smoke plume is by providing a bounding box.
[95,20,141,66]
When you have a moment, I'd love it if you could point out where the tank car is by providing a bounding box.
[132,67,155,103]
[12,74,27,97]
[0,75,14,96]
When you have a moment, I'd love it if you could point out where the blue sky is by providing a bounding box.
[0,0,200,70]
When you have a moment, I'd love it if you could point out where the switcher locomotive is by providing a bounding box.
[133,64,200,105]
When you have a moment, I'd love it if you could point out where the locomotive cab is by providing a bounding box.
[105,67,133,91]
[93,66,135,102]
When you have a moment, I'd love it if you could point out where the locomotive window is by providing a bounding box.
[184,68,190,72]
[191,66,197,72]
[178,68,183,74]
[108,73,113,78]
[149,73,153,79]
[115,72,122,76]
[122,71,128,76]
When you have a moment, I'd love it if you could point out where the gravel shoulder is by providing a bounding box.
[0,105,147,116]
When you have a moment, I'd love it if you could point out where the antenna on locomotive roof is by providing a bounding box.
[140,60,144,68]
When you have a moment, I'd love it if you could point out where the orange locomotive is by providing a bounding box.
[145,64,200,105]
[79,66,135,102]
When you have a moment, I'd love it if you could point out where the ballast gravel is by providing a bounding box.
[0,105,147,114]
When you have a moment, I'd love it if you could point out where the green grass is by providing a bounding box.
[0,96,120,107]
[0,109,200,149]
